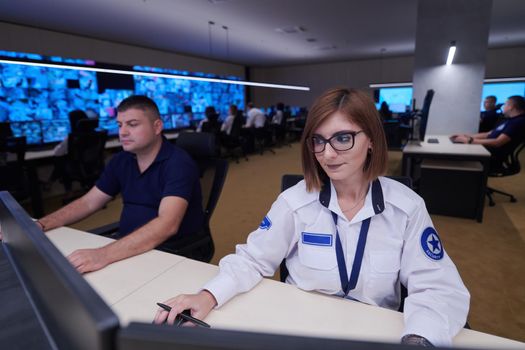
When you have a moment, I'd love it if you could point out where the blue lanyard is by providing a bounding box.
[332,211,371,297]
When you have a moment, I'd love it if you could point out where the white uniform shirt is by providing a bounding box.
[271,110,284,125]
[203,177,470,346]
[245,108,266,128]
[221,114,235,135]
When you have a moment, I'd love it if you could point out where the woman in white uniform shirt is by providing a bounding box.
[154,88,470,347]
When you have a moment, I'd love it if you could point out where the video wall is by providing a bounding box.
[480,82,525,111]
[0,51,245,145]
[375,82,525,114]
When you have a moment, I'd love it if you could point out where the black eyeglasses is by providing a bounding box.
[311,130,364,153]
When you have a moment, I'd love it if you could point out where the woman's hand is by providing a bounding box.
[153,290,217,325]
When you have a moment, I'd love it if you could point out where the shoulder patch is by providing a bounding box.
[420,227,444,261]
[259,216,272,230]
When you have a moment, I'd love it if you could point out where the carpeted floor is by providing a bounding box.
[43,142,524,342]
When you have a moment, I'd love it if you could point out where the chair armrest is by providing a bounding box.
[88,221,120,237]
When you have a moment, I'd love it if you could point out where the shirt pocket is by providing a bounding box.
[297,232,337,271]
[369,251,401,275]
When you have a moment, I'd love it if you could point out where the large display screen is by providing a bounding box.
[480,82,525,111]
[377,87,413,113]
[0,51,245,145]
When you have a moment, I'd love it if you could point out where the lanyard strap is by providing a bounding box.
[332,211,371,297]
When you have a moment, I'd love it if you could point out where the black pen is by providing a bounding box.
[156,302,211,328]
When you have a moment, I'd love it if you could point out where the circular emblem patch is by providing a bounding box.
[420,227,443,261]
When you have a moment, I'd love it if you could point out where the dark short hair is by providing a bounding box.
[301,87,388,192]
[485,95,497,103]
[508,95,525,112]
[117,95,160,120]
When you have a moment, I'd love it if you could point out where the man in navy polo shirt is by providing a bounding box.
[451,95,525,170]
[33,95,204,273]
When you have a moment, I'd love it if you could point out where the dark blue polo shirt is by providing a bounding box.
[95,137,204,250]
[487,113,525,167]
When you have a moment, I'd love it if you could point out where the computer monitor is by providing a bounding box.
[378,87,413,113]
[0,191,119,350]
[417,89,434,142]
[118,322,492,350]
[480,82,525,111]
[118,322,432,350]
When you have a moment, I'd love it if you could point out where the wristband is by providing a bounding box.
[468,137,474,144]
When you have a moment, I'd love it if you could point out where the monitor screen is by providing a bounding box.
[118,322,424,350]
[0,51,245,146]
[0,191,119,350]
[378,87,413,113]
[480,82,525,111]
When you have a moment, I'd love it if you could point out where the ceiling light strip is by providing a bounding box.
[0,59,310,91]
[484,77,525,83]
[369,82,413,88]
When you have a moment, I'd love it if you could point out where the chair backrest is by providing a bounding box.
[66,130,108,185]
[490,140,525,177]
[229,112,244,139]
[503,141,525,176]
[176,132,229,224]
[0,136,28,197]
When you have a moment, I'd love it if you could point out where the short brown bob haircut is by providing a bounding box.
[301,87,388,192]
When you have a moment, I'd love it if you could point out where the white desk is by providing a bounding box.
[47,227,524,349]
[47,228,185,306]
[402,135,491,222]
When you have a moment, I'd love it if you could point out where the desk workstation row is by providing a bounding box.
[402,135,491,222]
[1,191,523,350]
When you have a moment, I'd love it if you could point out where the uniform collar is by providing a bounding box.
[319,178,385,224]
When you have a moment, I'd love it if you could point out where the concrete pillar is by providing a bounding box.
[412,0,492,135]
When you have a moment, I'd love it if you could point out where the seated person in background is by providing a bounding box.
[30,95,204,273]
[451,95,525,171]
[154,87,470,347]
[197,106,221,134]
[220,104,238,136]
[45,110,93,193]
[479,95,501,132]
[478,95,501,133]
[53,110,90,157]
[244,102,266,128]
[271,102,285,126]
[378,101,393,121]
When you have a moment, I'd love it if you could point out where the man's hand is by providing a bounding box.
[452,135,470,144]
[67,247,110,274]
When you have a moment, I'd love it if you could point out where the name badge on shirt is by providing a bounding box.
[301,232,333,246]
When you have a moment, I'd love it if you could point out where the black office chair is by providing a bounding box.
[90,132,229,262]
[221,111,249,163]
[62,130,107,202]
[486,141,525,206]
[253,121,276,155]
[0,136,30,200]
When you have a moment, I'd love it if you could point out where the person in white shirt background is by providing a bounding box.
[244,102,266,129]
[220,104,238,136]
[271,102,284,126]
[155,87,470,347]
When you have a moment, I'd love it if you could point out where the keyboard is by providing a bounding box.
[427,138,439,144]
